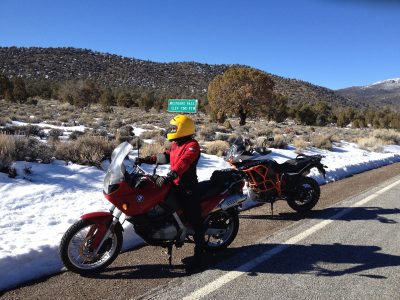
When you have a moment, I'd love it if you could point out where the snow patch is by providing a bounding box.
[0,142,399,291]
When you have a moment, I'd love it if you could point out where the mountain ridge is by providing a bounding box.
[0,46,359,107]
[337,78,400,110]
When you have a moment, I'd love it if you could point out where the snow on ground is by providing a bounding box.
[10,120,87,132]
[0,142,399,291]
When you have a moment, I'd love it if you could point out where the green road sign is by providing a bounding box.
[167,99,198,113]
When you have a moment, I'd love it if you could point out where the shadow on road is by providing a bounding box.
[214,243,400,279]
[84,242,400,281]
[83,263,187,280]
[240,206,400,223]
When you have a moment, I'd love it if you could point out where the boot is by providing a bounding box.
[184,232,205,274]
[184,252,203,274]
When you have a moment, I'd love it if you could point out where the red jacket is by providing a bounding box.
[151,138,201,186]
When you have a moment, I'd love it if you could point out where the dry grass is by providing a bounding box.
[215,132,230,141]
[372,129,400,145]
[55,135,117,166]
[139,142,168,157]
[0,116,12,126]
[139,130,163,140]
[269,134,288,149]
[205,140,229,156]
[293,137,309,153]
[357,137,384,152]
[0,134,16,170]
[311,134,333,150]
[196,124,218,142]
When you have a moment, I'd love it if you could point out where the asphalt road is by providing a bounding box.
[2,163,400,300]
[149,174,400,300]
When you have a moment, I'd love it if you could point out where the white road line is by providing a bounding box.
[183,178,400,300]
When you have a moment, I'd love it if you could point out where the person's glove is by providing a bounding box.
[154,171,177,187]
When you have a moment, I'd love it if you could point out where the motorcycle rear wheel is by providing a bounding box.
[204,209,239,251]
[287,177,320,212]
[59,219,123,274]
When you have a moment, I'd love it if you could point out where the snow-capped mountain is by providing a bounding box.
[336,78,400,110]
[364,78,400,90]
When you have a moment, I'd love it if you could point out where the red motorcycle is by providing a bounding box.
[59,142,246,274]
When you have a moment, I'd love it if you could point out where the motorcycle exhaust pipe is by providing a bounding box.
[218,193,247,211]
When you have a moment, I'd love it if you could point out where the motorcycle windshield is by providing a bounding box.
[225,136,245,161]
[104,142,133,189]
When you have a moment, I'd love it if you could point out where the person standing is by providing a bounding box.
[138,114,204,272]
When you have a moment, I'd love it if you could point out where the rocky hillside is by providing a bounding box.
[337,78,400,110]
[0,46,355,107]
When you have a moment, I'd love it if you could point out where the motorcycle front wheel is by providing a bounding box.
[287,177,320,212]
[59,219,123,275]
[203,209,239,251]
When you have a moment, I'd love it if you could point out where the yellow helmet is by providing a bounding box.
[166,114,195,141]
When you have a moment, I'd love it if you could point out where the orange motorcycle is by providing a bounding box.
[225,137,327,213]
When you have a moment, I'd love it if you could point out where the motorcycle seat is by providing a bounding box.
[275,157,312,174]
[198,180,224,201]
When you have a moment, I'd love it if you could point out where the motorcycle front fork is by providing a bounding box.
[93,205,122,257]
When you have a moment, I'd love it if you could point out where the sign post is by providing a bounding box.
[167,99,198,113]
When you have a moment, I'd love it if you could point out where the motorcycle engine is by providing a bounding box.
[248,188,277,203]
[151,222,178,240]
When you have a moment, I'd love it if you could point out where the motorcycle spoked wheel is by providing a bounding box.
[287,177,320,213]
[59,219,123,275]
[203,209,239,251]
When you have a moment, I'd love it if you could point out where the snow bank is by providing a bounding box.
[0,143,399,291]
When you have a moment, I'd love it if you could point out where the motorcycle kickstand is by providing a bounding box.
[270,202,274,219]
[167,244,173,267]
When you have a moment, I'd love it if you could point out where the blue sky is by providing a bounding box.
[0,0,399,89]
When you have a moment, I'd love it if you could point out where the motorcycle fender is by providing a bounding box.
[80,211,114,225]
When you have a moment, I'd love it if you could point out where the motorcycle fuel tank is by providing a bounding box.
[104,180,171,216]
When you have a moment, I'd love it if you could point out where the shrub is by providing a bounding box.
[69,131,85,140]
[215,132,230,141]
[357,137,384,152]
[196,125,217,141]
[372,129,400,145]
[129,136,143,149]
[224,120,233,130]
[0,134,16,171]
[255,136,270,147]
[48,129,64,141]
[227,133,241,144]
[14,137,54,163]
[109,120,123,129]
[0,116,12,126]
[55,135,117,167]
[116,125,135,143]
[311,134,333,150]
[139,142,167,157]
[254,127,273,137]
[293,137,308,153]
[269,134,287,149]
[205,140,230,156]
[139,130,163,140]
[19,125,41,137]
